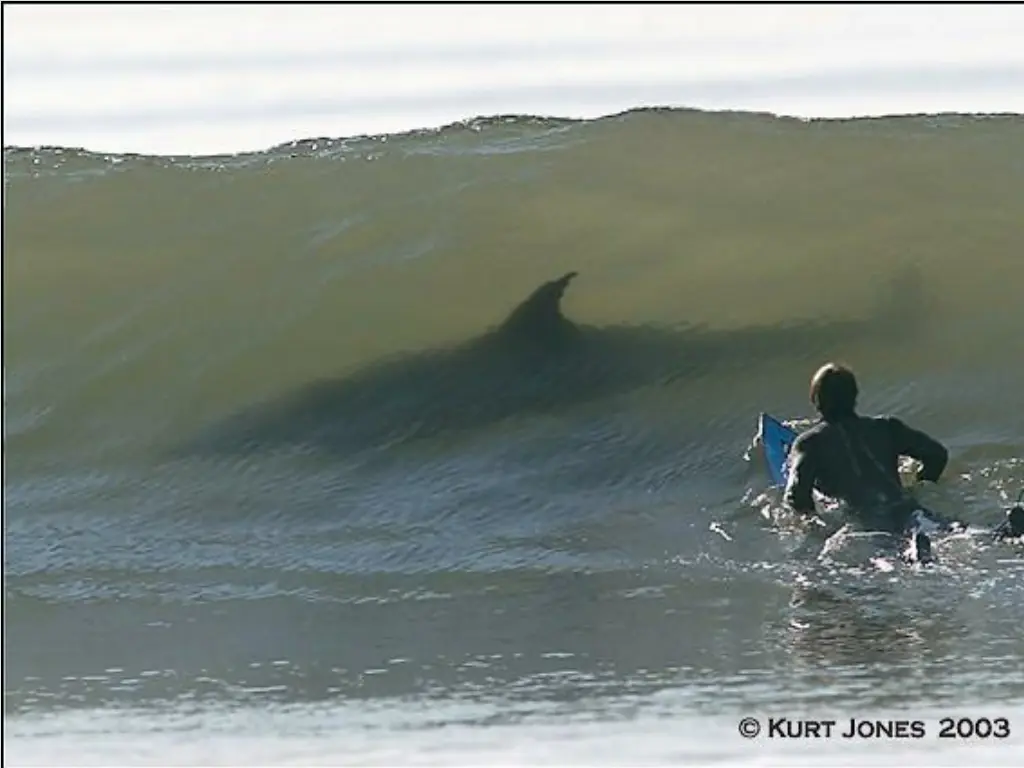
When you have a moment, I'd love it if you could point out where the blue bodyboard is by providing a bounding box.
[759,412,799,487]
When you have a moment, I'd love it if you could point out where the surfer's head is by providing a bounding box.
[809,362,858,423]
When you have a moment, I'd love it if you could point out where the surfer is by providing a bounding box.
[783,363,954,563]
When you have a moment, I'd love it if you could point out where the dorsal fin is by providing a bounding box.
[497,271,579,340]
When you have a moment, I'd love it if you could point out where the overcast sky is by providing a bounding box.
[5,4,1024,155]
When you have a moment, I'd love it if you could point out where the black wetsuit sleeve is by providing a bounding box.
[888,418,948,483]
[783,436,817,514]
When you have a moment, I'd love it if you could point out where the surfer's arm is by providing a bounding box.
[783,437,817,515]
[888,418,948,483]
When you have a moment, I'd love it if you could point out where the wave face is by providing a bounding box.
[5,109,1024,748]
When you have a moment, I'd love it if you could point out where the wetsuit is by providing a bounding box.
[784,415,950,538]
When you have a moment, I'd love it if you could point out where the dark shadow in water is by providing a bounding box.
[179,267,927,460]
[783,579,963,676]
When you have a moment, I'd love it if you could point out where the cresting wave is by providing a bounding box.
[5,108,1024,472]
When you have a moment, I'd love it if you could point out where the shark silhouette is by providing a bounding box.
[183,269,926,459]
